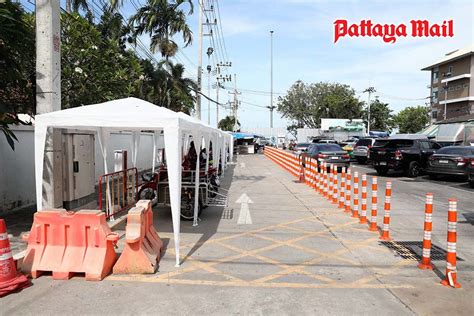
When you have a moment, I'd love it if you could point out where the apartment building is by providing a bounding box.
[422,45,474,122]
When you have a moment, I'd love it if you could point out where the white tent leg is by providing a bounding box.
[164,127,183,267]
[193,153,200,227]
[152,131,157,173]
[132,131,141,168]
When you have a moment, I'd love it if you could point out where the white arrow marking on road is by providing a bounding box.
[240,162,246,168]
[236,193,253,224]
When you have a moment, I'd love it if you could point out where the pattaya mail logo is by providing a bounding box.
[334,19,454,43]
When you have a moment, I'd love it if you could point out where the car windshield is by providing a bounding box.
[296,143,311,148]
[318,144,342,151]
[436,146,474,155]
[356,139,373,146]
[373,139,414,148]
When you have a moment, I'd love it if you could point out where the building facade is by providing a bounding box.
[422,45,474,122]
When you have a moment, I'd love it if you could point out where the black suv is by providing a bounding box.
[368,137,442,177]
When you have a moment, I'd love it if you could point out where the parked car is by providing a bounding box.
[307,143,350,170]
[426,146,474,179]
[353,137,378,164]
[311,138,337,144]
[467,159,474,188]
[368,135,442,177]
[342,141,357,159]
[295,142,311,154]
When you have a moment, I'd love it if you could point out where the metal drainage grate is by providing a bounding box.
[221,208,233,220]
[460,212,474,226]
[379,241,464,261]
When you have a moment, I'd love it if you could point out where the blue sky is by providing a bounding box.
[23,0,473,130]
[167,0,473,130]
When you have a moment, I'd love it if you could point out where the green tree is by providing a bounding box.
[61,13,142,108]
[0,1,35,149]
[277,81,363,128]
[129,0,193,58]
[393,106,429,133]
[362,98,394,131]
[218,116,240,131]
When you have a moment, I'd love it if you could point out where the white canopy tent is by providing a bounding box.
[34,97,231,266]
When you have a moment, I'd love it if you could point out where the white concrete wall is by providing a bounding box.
[0,127,163,213]
[0,126,36,212]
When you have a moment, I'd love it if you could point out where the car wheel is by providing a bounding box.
[469,181,474,188]
[375,166,388,176]
[407,161,421,178]
[356,157,366,164]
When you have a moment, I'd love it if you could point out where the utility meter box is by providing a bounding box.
[62,131,95,209]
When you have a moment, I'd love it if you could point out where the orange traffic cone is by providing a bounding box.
[0,219,30,297]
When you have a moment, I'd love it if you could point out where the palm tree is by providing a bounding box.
[129,0,193,58]
[166,61,196,113]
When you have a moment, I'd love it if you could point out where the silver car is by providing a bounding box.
[353,138,377,164]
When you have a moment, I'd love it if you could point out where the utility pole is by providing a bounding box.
[215,63,232,128]
[196,0,203,120]
[363,86,376,134]
[228,74,241,132]
[268,30,276,129]
[36,0,63,208]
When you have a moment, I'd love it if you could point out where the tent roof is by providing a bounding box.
[35,97,200,131]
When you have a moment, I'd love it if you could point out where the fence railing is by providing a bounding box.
[98,168,138,220]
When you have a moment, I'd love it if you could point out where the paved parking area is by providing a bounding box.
[3,154,474,315]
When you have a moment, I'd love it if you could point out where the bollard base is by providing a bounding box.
[441,279,461,288]
[351,212,359,218]
[368,225,378,232]
[379,235,392,241]
[417,262,434,270]
[359,218,367,224]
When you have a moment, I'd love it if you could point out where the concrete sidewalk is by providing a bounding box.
[2,154,473,315]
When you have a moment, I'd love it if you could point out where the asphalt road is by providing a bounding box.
[2,154,473,315]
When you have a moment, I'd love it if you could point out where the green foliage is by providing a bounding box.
[393,106,429,133]
[0,1,35,149]
[218,116,240,131]
[129,0,193,58]
[277,81,363,128]
[362,98,394,131]
[61,13,143,108]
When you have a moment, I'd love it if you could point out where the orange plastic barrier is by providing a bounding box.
[113,200,163,274]
[441,199,461,288]
[22,209,119,281]
[0,219,30,297]
[328,164,333,201]
[418,193,434,270]
[369,176,378,231]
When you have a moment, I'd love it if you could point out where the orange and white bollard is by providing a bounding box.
[332,165,338,204]
[327,164,333,201]
[339,167,346,209]
[379,181,392,241]
[345,168,352,213]
[418,193,434,270]
[441,199,461,288]
[323,163,328,197]
[369,176,378,231]
[318,163,324,195]
[351,171,360,218]
[359,174,368,224]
